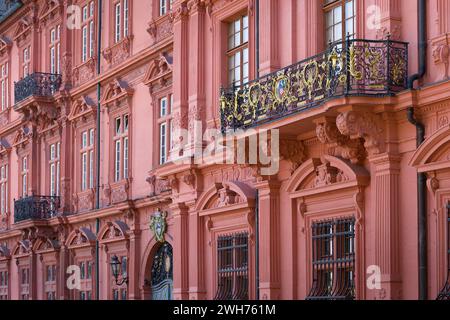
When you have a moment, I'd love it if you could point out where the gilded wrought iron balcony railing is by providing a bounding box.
[220,38,408,132]
[14,72,62,105]
[14,195,60,223]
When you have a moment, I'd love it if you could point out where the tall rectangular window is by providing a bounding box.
[1,62,8,111]
[123,0,129,37]
[307,217,356,300]
[49,25,61,74]
[0,270,8,300]
[22,47,31,77]
[324,0,356,44]
[78,260,93,300]
[0,164,7,216]
[159,0,166,16]
[114,0,130,43]
[158,95,172,165]
[115,2,121,43]
[49,143,60,196]
[20,267,29,300]
[45,265,57,300]
[214,232,249,300]
[81,129,95,191]
[21,157,28,197]
[113,114,129,182]
[82,1,95,63]
[227,15,249,87]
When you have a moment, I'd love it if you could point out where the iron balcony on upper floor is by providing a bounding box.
[14,195,60,224]
[14,72,62,105]
[220,38,409,132]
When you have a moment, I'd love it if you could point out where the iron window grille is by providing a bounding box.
[437,203,450,300]
[307,217,356,300]
[214,232,249,300]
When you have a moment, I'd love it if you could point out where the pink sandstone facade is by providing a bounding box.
[0,0,449,301]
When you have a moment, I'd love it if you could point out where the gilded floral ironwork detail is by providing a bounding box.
[220,39,408,132]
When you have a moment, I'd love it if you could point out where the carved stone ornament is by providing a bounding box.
[316,117,366,164]
[336,111,385,157]
[150,209,168,243]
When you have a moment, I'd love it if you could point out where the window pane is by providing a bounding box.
[160,98,167,117]
[82,131,88,148]
[334,23,342,42]
[89,129,95,146]
[123,137,129,179]
[124,114,129,132]
[345,0,354,19]
[82,153,87,190]
[334,6,342,23]
[115,140,121,181]
[160,123,166,164]
[243,16,249,43]
[116,118,121,135]
[89,151,94,189]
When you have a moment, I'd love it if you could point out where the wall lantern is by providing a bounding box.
[110,254,128,286]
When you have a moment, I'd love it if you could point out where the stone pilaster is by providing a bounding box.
[128,230,141,300]
[170,202,189,300]
[170,1,190,161]
[187,200,206,300]
[254,179,281,300]
[259,0,279,75]
[186,0,206,158]
[370,153,402,300]
[58,244,70,300]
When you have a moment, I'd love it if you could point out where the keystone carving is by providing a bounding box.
[336,111,385,156]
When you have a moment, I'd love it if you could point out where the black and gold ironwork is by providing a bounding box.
[151,242,173,300]
[214,232,249,300]
[14,72,62,105]
[437,203,450,300]
[307,217,356,300]
[14,195,60,223]
[220,38,408,132]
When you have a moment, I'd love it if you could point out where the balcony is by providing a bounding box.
[14,72,62,105]
[14,195,60,224]
[220,38,408,132]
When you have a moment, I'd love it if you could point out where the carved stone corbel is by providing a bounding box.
[336,111,385,157]
[315,117,366,164]
[279,139,306,172]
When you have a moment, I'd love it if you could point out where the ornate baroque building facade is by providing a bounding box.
[0,0,449,300]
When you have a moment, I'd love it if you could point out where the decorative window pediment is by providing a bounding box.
[34,238,60,253]
[66,227,97,248]
[286,156,370,193]
[0,138,11,154]
[410,124,450,172]
[144,52,173,94]
[68,96,97,122]
[13,16,33,46]
[0,36,12,58]
[39,0,63,25]
[99,220,129,243]
[0,244,10,259]
[195,181,256,212]
[12,240,31,256]
[12,125,33,148]
[101,78,134,110]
